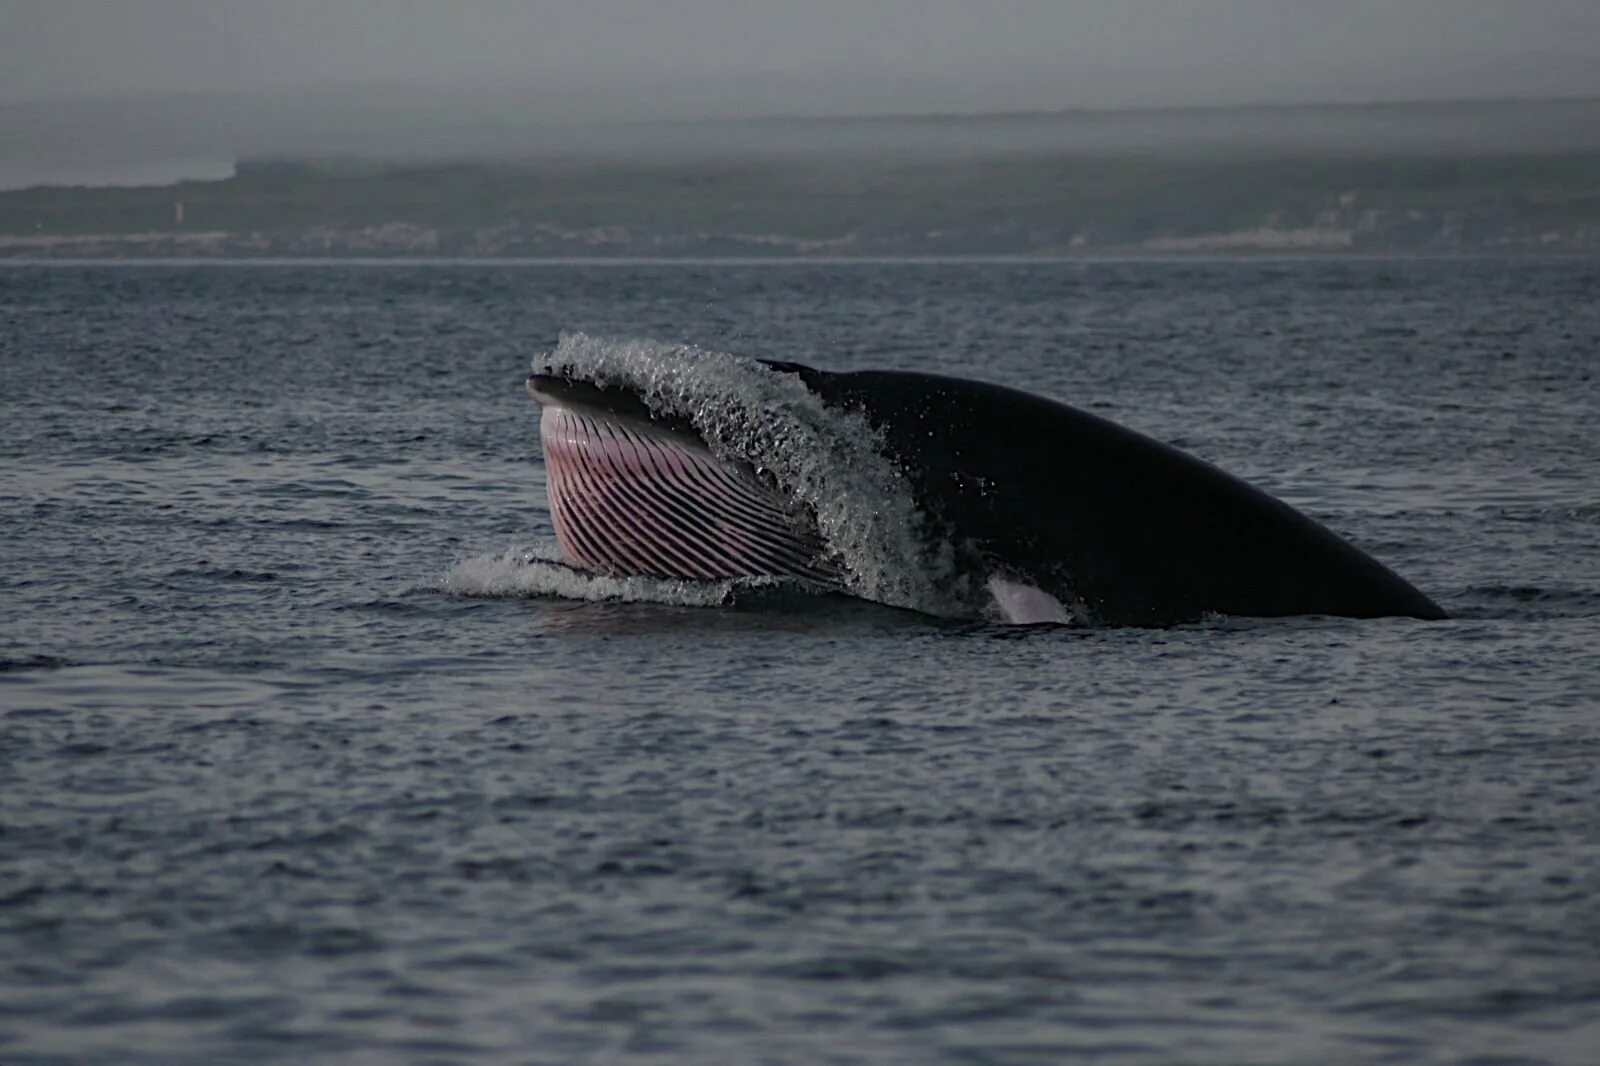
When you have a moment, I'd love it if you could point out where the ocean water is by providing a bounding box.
[2,258,1598,1064]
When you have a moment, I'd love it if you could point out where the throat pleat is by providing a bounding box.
[539,404,834,583]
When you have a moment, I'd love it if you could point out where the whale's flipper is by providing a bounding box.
[987,576,1077,625]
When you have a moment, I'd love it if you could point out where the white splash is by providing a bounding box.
[538,332,974,616]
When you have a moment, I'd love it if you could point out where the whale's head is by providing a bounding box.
[526,369,837,584]
[528,340,1446,625]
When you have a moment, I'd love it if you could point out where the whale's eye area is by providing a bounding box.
[539,402,835,584]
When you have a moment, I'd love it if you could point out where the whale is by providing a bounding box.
[527,360,1445,625]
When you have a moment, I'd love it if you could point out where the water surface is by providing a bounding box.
[2,259,1598,1063]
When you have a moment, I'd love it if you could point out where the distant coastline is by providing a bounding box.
[4,156,1595,259]
[5,98,1599,259]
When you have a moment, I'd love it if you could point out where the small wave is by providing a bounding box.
[1451,584,1600,618]
[1483,502,1600,525]
[0,654,71,674]
[441,542,781,608]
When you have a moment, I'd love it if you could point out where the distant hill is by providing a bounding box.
[6,90,1600,187]
[3,98,1599,257]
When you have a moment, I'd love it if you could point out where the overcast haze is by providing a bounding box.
[6,0,1600,111]
[4,1,1600,188]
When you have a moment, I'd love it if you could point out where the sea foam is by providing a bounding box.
[532,333,976,616]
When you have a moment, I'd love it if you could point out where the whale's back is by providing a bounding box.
[797,367,1445,625]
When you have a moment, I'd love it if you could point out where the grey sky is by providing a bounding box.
[4,0,1600,112]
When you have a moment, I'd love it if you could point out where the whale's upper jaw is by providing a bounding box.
[529,371,682,431]
[527,370,630,409]
[526,370,836,585]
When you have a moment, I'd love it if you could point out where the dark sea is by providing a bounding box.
[2,258,1598,1064]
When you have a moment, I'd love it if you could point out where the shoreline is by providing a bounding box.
[5,250,1599,266]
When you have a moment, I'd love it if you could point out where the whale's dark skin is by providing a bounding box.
[758,361,1445,625]
[530,361,1446,625]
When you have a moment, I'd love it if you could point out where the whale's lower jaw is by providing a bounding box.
[539,402,836,585]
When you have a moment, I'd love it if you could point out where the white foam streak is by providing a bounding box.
[441,542,756,607]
